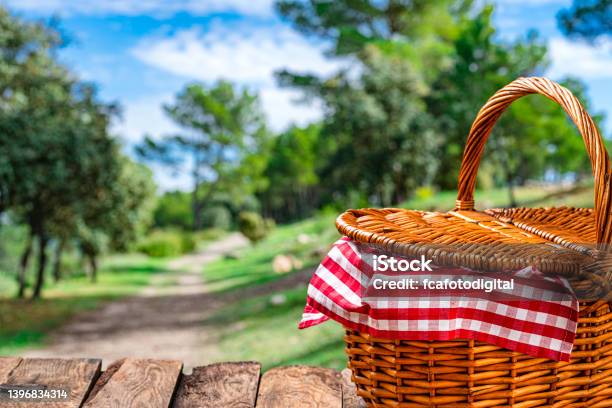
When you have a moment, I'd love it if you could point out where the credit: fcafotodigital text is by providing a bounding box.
[371,255,514,293]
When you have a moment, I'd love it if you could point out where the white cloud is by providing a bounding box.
[131,22,344,131]
[259,86,325,131]
[118,22,344,189]
[547,37,612,80]
[131,23,341,85]
[4,0,275,18]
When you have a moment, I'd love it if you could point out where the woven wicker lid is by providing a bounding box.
[336,77,612,298]
[336,206,595,275]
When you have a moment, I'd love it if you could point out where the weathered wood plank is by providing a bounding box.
[0,357,22,383]
[173,361,260,408]
[341,368,366,408]
[0,357,100,407]
[83,358,182,408]
[255,365,342,408]
[83,358,126,404]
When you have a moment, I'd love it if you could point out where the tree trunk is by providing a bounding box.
[192,152,203,231]
[16,232,33,299]
[31,235,49,300]
[52,239,65,282]
[89,255,98,283]
[192,190,203,231]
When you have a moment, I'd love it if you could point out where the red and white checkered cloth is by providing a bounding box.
[299,237,579,361]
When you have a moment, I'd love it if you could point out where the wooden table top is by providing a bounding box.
[0,357,365,407]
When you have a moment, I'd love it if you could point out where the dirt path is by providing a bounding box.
[23,233,249,371]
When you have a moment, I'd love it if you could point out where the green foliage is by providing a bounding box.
[153,191,193,230]
[415,186,436,201]
[201,206,232,230]
[264,218,276,232]
[0,8,157,297]
[275,0,604,206]
[238,212,273,244]
[260,124,321,221]
[136,229,196,258]
[276,0,466,56]
[95,158,157,252]
[321,45,439,206]
[194,228,227,242]
[179,232,197,254]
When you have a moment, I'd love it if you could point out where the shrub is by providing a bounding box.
[238,212,272,244]
[201,206,232,230]
[264,218,276,232]
[239,195,260,213]
[137,229,196,258]
[195,228,226,242]
[180,232,197,253]
[153,191,193,230]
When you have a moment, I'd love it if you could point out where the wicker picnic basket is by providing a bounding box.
[338,77,612,407]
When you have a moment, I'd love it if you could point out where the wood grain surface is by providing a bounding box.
[255,365,342,408]
[341,368,366,408]
[82,358,126,404]
[82,358,182,408]
[0,357,100,408]
[0,357,22,383]
[0,357,358,407]
[173,361,260,408]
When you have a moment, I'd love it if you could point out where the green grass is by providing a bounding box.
[402,183,593,211]
[202,213,346,370]
[0,254,166,355]
[205,214,338,292]
[207,286,346,370]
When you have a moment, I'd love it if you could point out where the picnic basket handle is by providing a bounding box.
[455,76,612,244]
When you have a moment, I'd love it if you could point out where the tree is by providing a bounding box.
[153,191,193,230]
[320,46,438,206]
[2,80,123,298]
[276,0,470,56]
[425,6,550,190]
[137,81,269,230]
[69,157,156,283]
[0,7,63,217]
[276,1,482,204]
[260,124,322,221]
[558,0,612,40]
[0,7,157,298]
[276,0,601,205]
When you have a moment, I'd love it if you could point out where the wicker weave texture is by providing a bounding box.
[336,207,594,276]
[346,301,612,407]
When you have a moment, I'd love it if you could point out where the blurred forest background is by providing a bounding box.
[0,0,611,368]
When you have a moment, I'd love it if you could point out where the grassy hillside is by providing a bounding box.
[202,214,346,370]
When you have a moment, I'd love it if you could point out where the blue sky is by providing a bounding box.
[3,0,612,191]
